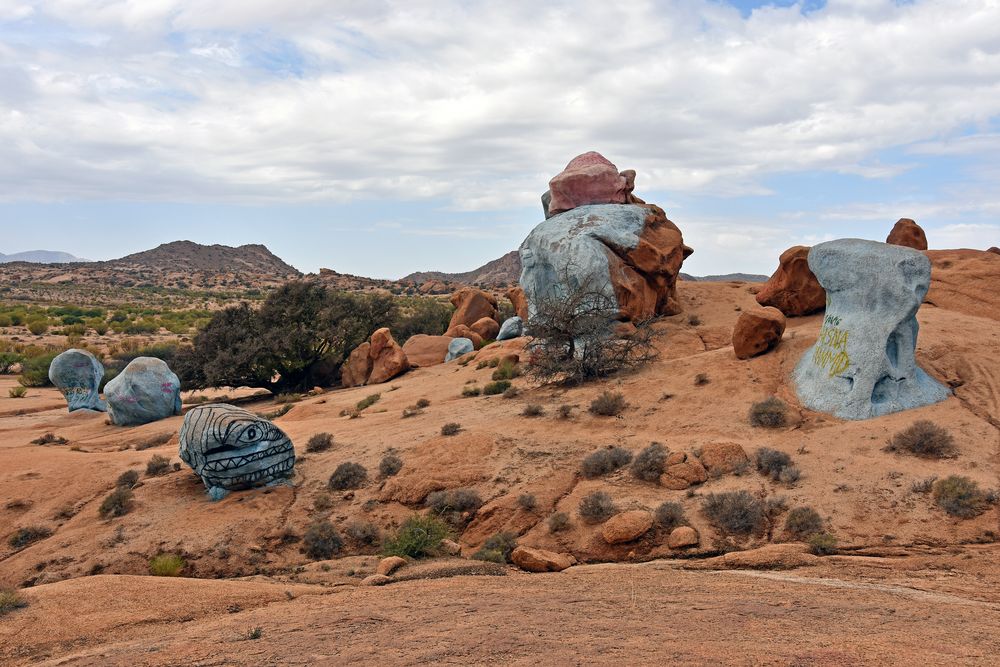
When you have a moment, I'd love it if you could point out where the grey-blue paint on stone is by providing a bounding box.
[793,239,949,420]
[179,403,295,500]
[105,357,182,426]
[446,337,474,362]
[496,316,523,341]
[48,348,106,412]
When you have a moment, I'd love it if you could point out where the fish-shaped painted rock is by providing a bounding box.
[105,357,182,426]
[179,403,295,500]
[48,348,107,412]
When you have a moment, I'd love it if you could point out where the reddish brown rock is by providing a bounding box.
[756,246,826,316]
[732,307,786,360]
[886,218,928,250]
[924,249,1000,322]
[511,546,575,573]
[401,334,454,368]
[470,317,500,341]
[660,455,708,490]
[506,286,529,321]
[547,152,636,216]
[444,324,483,348]
[377,556,406,576]
[342,329,410,387]
[340,342,372,388]
[601,510,654,544]
[667,526,700,549]
[361,574,392,586]
[987,247,999,255]
[697,442,749,474]
[448,288,498,330]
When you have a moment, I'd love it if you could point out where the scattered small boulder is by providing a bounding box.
[470,317,500,341]
[697,442,749,474]
[376,556,407,576]
[756,245,826,316]
[732,307,786,360]
[401,334,454,368]
[667,526,699,549]
[601,510,654,544]
[440,539,462,556]
[449,287,498,330]
[361,574,392,586]
[886,217,928,250]
[511,546,576,573]
[496,316,524,341]
[342,328,410,387]
[446,338,475,362]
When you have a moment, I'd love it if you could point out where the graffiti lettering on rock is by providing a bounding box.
[812,325,851,377]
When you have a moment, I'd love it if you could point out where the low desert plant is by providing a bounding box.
[98,486,133,519]
[548,511,571,533]
[578,490,617,524]
[491,360,520,381]
[885,421,957,458]
[441,422,461,436]
[911,476,937,494]
[8,525,52,549]
[462,385,482,397]
[426,488,483,523]
[522,403,545,417]
[242,627,263,641]
[631,442,668,482]
[933,475,989,518]
[502,386,520,399]
[415,397,431,408]
[402,406,423,418]
[483,380,511,396]
[345,521,381,546]
[807,532,838,555]
[381,514,450,559]
[328,462,368,490]
[557,404,574,419]
[589,391,626,416]
[581,446,633,478]
[694,373,710,386]
[134,433,172,450]
[31,433,67,445]
[145,454,171,477]
[784,506,824,539]
[778,466,801,485]
[0,589,28,617]
[274,392,303,404]
[116,469,140,489]
[379,453,403,477]
[303,520,344,560]
[473,532,518,564]
[655,501,686,531]
[356,393,381,411]
[8,386,27,398]
[755,447,793,481]
[517,493,537,511]
[749,397,788,428]
[149,553,185,576]
[306,433,334,453]
[701,490,765,536]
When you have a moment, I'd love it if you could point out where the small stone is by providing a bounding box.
[668,526,699,549]
[361,574,392,586]
[601,510,654,544]
[377,556,406,576]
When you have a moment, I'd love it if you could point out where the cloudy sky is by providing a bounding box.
[1,0,999,278]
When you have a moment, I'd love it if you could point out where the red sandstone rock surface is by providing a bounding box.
[732,306,786,359]
[342,328,409,387]
[448,287,498,330]
[756,245,826,316]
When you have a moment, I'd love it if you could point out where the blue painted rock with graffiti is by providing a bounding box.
[48,348,107,412]
[105,357,182,426]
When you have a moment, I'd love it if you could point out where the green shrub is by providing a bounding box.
[807,532,838,555]
[18,352,57,387]
[382,514,450,558]
[8,386,27,398]
[491,360,520,381]
[8,525,52,549]
[356,393,381,411]
[472,532,517,564]
[0,351,23,374]
[655,501,686,531]
[581,446,632,478]
[0,589,28,617]
[303,520,343,560]
[749,397,788,428]
[145,455,171,477]
[306,433,333,453]
[441,422,461,436]
[99,487,133,519]
[578,491,617,524]
[784,506,823,538]
[27,320,48,335]
[702,491,765,535]
[886,421,956,458]
[328,462,368,490]
[933,475,988,518]
[149,553,185,576]
[589,391,626,416]
[548,512,571,533]
[483,380,511,396]
[461,385,481,397]
[379,454,403,477]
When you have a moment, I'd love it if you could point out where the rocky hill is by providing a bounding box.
[402,250,522,287]
[112,241,298,277]
[0,250,88,264]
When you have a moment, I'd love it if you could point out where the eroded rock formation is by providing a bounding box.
[105,357,181,426]
[886,218,928,250]
[342,328,410,387]
[545,152,643,218]
[756,245,826,316]
[48,348,106,412]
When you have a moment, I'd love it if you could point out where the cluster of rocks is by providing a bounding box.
[342,328,410,388]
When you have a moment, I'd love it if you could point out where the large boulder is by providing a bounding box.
[444,324,483,348]
[105,357,181,426]
[448,288,498,330]
[793,239,950,420]
[697,442,749,474]
[341,329,410,387]
[886,218,928,250]
[601,510,654,544]
[511,546,575,572]
[401,334,454,368]
[179,403,295,500]
[667,526,700,549]
[470,317,500,341]
[506,286,529,321]
[519,203,692,323]
[48,348,106,412]
[446,337,475,362]
[496,316,523,341]
[732,307,786,360]
[756,246,826,316]
[545,152,641,217]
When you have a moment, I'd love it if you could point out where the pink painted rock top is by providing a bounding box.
[547,151,632,216]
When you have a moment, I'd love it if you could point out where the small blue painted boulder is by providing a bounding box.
[446,337,475,362]
[48,348,106,412]
[105,357,182,426]
[496,316,524,341]
[179,404,296,500]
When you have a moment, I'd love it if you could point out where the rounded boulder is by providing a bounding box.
[601,510,654,544]
[105,357,182,426]
[732,307,786,360]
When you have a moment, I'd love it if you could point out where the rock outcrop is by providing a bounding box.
[923,249,1000,322]
[105,357,182,426]
[697,442,749,474]
[401,334,454,368]
[732,307,787,360]
[601,510,654,544]
[886,218,928,251]
[988,247,1000,255]
[511,546,575,572]
[342,329,410,387]
[444,324,483,348]
[178,403,296,500]
[756,246,826,316]
[448,288,498,330]
[506,286,529,321]
[659,452,708,490]
[794,239,950,420]
[48,349,106,412]
[545,152,642,217]
[667,526,700,549]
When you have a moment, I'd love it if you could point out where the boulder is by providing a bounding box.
[697,442,749,474]
[546,152,641,216]
[667,526,700,549]
[756,246,826,316]
[361,574,392,586]
[511,546,575,573]
[179,403,296,500]
[444,324,483,348]
[401,334,454,368]
[506,286,530,321]
[470,317,500,341]
[105,357,182,426]
[446,337,475,362]
[601,510,654,544]
[732,307,786,360]
[793,239,950,420]
[48,348,106,412]
[342,329,410,387]
[376,556,407,576]
[496,316,523,341]
[659,454,708,490]
[519,203,692,324]
[440,539,463,556]
[448,288,498,330]
[886,218,928,250]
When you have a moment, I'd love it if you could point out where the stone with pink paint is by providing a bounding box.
[545,151,640,217]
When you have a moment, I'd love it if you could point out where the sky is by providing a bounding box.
[1,0,999,279]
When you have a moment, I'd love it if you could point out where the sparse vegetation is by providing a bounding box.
[356,393,381,411]
[483,380,511,395]
[755,447,793,481]
[589,391,626,416]
[415,398,431,408]
[98,486,134,519]
[8,386,27,398]
[631,442,668,482]
[702,491,765,536]
[461,385,482,397]
[379,454,403,478]
[911,476,937,494]
[885,421,957,458]
[807,532,838,555]
[31,433,67,446]
[694,373,710,386]
[306,432,334,453]
[517,493,537,511]
[784,506,824,539]
[472,532,518,563]
[303,520,344,560]
[502,386,520,399]
[328,462,368,490]
[427,488,483,525]
[134,433,173,450]
[749,397,788,428]
[345,521,381,547]
[8,525,52,549]
[0,589,28,617]
[557,404,574,419]
[655,501,686,531]
[933,475,989,518]
[116,469,140,489]
[578,491,617,524]
[145,454,171,477]
[149,553,185,576]
[580,446,634,478]
[548,512,571,533]
[242,627,264,641]
[441,422,461,436]
[522,403,545,417]
[381,514,450,559]
[491,360,520,381]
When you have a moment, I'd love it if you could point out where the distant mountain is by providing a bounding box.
[402,251,521,287]
[680,272,769,283]
[0,250,89,264]
[111,241,300,277]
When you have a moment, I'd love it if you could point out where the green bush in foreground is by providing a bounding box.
[149,553,186,576]
[382,515,450,559]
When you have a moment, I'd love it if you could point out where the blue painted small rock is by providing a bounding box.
[105,357,182,426]
[793,239,950,420]
[496,316,523,341]
[179,404,295,500]
[446,337,475,362]
[48,348,106,412]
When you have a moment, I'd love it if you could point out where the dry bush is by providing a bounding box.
[483,380,511,395]
[502,386,520,399]
[99,487,133,519]
[472,532,518,564]
[441,422,461,436]
[655,501,686,531]
[885,421,957,458]
[784,506,823,538]
[755,447,793,480]
[589,391,626,416]
[415,398,431,408]
[557,404,574,419]
[116,470,140,489]
[548,512,571,533]
[749,397,788,428]
[578,491,617,524]
[345,521,381,547]
[461,385,481,397]
[303,520,343,560]
[631,443,668,482]
[135,433,172,450]
[491,360,520,381]
[933,475,989,518]
[328,463,368,490]
[581,446,632,478]
[31,433,67,445]
[8,386,27,398]
[379,454,403,477]
[356,393,381,411]
[521,403,545,417]
[145,455,171,477]
[306,433,334,453]
[701,491,765,535]
[694,373,710,386]
[8,525,52,549]
[807,532,838,555]
[0,589,27,617]
[427,488,483,517]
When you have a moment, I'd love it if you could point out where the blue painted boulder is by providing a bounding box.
[105,357,182,426]
[48,348,106,412]
[496,316,524,341]
[446,337,475,362]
